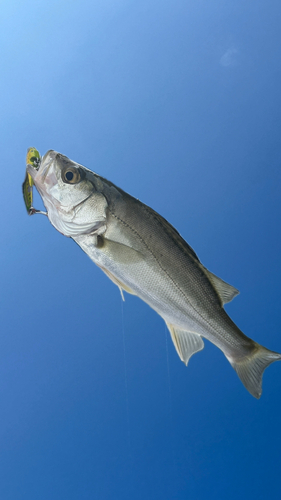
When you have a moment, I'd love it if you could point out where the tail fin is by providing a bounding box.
[228,343,281,399]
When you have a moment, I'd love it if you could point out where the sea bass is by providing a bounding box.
[25,149,281,398]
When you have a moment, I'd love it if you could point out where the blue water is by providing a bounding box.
[1,1,281,498]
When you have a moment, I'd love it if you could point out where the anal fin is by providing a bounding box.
[166,322,204,366]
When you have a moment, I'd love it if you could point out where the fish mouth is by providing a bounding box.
[27,150,56,184]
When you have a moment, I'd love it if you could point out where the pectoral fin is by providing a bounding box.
[166,322,204,366]
[203,267,239,305]
[101,238,144,264]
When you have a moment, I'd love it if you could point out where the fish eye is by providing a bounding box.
[62,168,81,184]
[66,171,74,181]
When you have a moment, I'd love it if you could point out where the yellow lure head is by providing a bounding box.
[26,147,41,169]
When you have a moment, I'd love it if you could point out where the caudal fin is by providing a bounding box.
[228,343,281,398]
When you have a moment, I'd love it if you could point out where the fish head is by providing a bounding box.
[27,150,108,237]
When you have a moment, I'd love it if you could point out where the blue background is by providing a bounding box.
[1,1,281,498]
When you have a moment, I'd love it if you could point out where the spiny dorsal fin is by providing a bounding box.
[203,267,239,305]
[166,323,204,366]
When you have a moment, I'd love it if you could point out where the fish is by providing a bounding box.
[25,149,281,398]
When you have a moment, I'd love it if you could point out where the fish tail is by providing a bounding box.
[227,343,281,399]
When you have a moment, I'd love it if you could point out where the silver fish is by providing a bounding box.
[26,149,281,398]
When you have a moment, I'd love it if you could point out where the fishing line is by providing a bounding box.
[121,298,132,456]
[165,324,178,483]
[165,324,172,406]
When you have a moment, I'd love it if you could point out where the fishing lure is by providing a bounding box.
[22,148,46,215]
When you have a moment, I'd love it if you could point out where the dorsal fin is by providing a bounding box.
[203,267,239,305]
[166,323,204,366]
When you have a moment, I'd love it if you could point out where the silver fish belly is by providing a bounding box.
[26,149,281,398]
